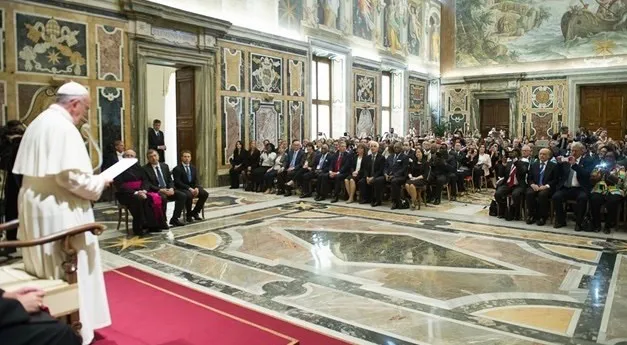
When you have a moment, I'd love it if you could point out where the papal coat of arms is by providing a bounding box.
[251,54,282,94]
[16,14,87,76]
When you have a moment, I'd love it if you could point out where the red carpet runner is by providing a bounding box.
[94,266,352,345]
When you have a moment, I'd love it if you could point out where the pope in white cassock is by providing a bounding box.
[12,81,112,344]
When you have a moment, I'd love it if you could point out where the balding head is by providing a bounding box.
[123,149,137,159]
[538,148,551,162]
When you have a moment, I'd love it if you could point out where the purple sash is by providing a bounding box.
[121,180,164,223]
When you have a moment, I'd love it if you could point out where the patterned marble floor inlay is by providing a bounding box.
[99,196,627,345]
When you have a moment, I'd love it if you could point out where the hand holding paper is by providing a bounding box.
[100,158,138,180]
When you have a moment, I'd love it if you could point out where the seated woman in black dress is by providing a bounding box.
[229,140,248,189]
[344,143,367,203]
[405,149,429,210]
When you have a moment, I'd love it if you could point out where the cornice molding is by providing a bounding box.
[226,25,310,52]
[120,0,231,36]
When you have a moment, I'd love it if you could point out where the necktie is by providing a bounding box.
[507,164,517,187]
[371,154,376,175]
[156,166,166,188]
[336,153,342,171]
[539,163,545,185]
[566,167,575,187]
[317,154,326,169]
[290,151,298,168]
[186,165,192,183]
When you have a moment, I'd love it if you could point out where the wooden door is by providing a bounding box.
[175,67,196,163]
[580,85,627,140]
[479,99,509,138]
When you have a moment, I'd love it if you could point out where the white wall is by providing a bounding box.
[145,64,178,167]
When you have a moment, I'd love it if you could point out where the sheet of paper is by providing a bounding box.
[100,158,138,180]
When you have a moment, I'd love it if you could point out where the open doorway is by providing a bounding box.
[145,64,196,167]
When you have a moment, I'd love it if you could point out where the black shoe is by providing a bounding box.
[391,204,398,210]
[170,219,184,227]
[229,186,238,189]
[450,196,457,201]
[186,217,194,223]
[593,227,601,233]
[604,226,612,234]
[330,197,338,203]
[526,217,535,225]
[536,218,546,226]
[284,191,292,197]
[359,200,369,204]
[300,193,311,199]
[554,222,566,229]
[276,190,284,195]
[191,213,203,221]
[574,224,583,232]
[433,199,441,205]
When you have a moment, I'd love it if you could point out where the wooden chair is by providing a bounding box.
[442,183,452,201]
[116,203,131,236]
[0,220,106,338]
[463,175,474,194]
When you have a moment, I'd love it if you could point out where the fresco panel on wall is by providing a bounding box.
[222,96,244,165]
[97,87,124,154]
[289,100,304,143]
[279,0,304,31]
[96,25,123,81]
[0,9,4,73]
[407,0,423,57]
[455,0,627,67]
[353,0,376,40]
[222,48,244,92]
[383,0,408,55]
[15,13,88,76]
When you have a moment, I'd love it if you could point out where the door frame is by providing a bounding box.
[122,0,230,187]
[132,41,216,187]
[470,91,517,137]
[569,73,627,131]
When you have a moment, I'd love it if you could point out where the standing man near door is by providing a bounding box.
[172,150,208,222]
[148,119,166,162]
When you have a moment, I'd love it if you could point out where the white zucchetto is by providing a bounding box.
[57,81,89,96]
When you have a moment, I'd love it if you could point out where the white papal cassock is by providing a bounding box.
[12,103,111,344]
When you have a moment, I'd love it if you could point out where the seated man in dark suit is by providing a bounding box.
[380,142,409,209]
[172,150,209,222]
[318,141,351,202]
[143,149,187,227]
[148,119,166,162]
[278,140,304,197]
[552,142,593,231]
[525,148,558,226]
[303,144,330,199]
[494,148,528,220]
[114,149,168,235]
[0,287,80,345]
[359,141,386,206]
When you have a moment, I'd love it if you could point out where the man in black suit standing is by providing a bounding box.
[172,150,208,222]
[382,142,409,209]
[359,141,386,206]
[318,141,351,202]
[494,148,528,220]
[143,149,187,227]
[0,288,80,345]
[148,119,166,162]
[279,140,304,197]
[552,142,593,231]
[525,148,558,226]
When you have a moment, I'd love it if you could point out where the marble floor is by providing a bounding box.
[95,187,627,345]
